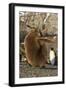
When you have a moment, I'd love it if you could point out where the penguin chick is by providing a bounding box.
[24,30,48,67]
[24,30,54,67]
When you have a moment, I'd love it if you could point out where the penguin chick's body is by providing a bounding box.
[49,48,56,65]
[24,31,48,67]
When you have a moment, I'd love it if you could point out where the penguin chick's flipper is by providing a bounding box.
[37,37,55,43]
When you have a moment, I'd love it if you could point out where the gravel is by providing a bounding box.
[19,61,58,78]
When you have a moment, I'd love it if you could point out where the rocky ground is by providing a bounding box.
[19,61,58,78]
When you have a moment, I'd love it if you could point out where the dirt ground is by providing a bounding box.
[19,61,58,78]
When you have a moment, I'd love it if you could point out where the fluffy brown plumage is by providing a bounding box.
[24,30,54,67]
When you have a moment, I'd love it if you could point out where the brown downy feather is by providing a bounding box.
[24,30,55,67]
